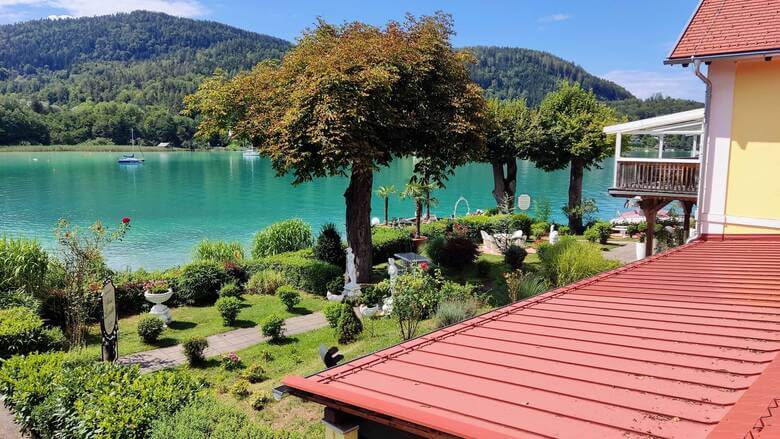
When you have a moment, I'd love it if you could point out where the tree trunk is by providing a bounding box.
[425,193,431,220]
[384,198,389,225]
[491,159,518,212]
[415,200,423,238]
[568,158,585,234]
[344,166,373,283]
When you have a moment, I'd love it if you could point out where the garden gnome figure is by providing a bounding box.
[549,224,559,245]
[343,247,361,297]
[387,258,398,291]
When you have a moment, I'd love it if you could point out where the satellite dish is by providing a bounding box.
[517,194,531,211]
[319,344,344,368]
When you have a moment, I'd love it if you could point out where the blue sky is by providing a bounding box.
[0,0,704,100]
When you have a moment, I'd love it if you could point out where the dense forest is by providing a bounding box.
[0,11,701,147]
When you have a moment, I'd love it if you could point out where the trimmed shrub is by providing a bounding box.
[193,240,245,263]
[531,221,550,239]
[439,280,477,302]
[313,223,345,267]
[245,270,285,295]
[149,396,292,439]
[323,301,343,329]
[450,214,532,242]
[504,271,550,302]
[113,269,164,314]
[0,307,64,358]
[219,281,242,298]
[230,379,251,399]
[372,227,411,262]
[0,235,49,295]
[585,221,613,245]
[221,352,242,370]
[241,362,267,384]
[337,302,363,344]
[360,282,390,307]
[426,236,478,270]
[0,288,41,313]
[0,353,203,438]
[252,219,313,258]
[176,260,229,305]
[435,298,479,328]
[137,315,165,343]
[248,251,341,295]
[504,245,527,270]
[419,220,451,240]
[261,314,285,343]
[183,337,208,365]
[276,286,301,312]
[538,237,621,287]
[215,296,242,326]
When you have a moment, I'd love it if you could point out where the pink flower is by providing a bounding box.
[122,217,131,224]
[419,262,429,271]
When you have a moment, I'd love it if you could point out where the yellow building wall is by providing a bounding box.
[724,60,780,234]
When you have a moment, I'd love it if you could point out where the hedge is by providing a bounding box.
[0,352,204,438]
[372,227,411,262]
[0,307,65,358]
[247,250,341,296]
[0,235,49,295]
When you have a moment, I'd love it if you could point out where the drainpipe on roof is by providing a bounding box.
[688,59,712,243]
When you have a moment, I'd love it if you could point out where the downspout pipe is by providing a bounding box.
[688,59,712,242]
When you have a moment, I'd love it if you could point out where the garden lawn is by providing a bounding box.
[84,293,327,358]
[185,318,436,437]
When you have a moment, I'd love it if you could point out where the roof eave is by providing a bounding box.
[665,48,780,65]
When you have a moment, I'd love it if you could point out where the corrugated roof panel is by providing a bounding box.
[284,237,780,438]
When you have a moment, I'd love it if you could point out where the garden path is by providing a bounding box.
[118,312,328,373]
[603,241,637,264]
[0,403,23,439]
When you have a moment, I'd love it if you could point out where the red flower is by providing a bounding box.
[419,262,429,271]
[122,217,131,224]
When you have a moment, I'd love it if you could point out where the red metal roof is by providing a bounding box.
[284,237,780,438]
[668,0,780,62]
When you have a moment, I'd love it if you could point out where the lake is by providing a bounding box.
[0,151,626,269]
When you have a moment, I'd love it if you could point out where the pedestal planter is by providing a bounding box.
[411,236,428,252]
[144,289,174,324]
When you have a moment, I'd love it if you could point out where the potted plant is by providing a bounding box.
[143,280,174,324]
[400,181,437,251]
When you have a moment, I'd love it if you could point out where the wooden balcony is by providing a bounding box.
[610,159,699,199]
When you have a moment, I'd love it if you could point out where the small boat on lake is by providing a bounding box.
[243,147,260,157]
[118,129,145,164]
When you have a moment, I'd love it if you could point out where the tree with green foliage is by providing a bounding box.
[526,82,618,233]
[376,186,396,225]
[186,14,485,282]
[401,181,439,238]
[480,98,538,212]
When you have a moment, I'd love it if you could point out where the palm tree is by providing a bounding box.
[376,185,396,225]
[401,181,439,238]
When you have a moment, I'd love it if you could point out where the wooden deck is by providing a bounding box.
[610,159,699,198]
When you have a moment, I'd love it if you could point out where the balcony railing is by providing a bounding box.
[613,159,699,196]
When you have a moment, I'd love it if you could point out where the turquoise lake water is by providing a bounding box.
[0,151,625,269]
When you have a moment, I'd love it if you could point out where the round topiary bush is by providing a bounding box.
[252,219,313,258]
[585,221,613,245]
[313,223,345,267]
[261,314,285,343]
[245,270,284,295]
[323,301,343,329]
[176,261,228,305]
[215,296,242,326]
[137,315,165,343]
[219,281,242,298]
[337,303,363,344]
[276,286,301,312]
[182,337,208,365]
[504,245,528,270]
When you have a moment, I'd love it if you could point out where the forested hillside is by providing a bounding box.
[467,46,633,105]
[0,12,700,147]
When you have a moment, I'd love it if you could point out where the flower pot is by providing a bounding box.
[411,236,428,252]
[144,288,174,324]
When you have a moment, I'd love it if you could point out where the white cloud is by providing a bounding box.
[0,0,207,21]
[46,14,72,19]
[539,13,572,23]
[601,68,705,101]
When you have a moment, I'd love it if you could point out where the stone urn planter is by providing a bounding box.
[144,288,173,324]
[359,304,380,318]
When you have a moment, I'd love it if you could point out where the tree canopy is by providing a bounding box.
[185,13,486,281]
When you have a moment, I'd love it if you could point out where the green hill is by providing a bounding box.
[0,11,699,147]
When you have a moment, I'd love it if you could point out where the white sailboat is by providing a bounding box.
[118,129,145,164]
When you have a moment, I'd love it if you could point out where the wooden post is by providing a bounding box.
[323,408,359,439]
[638,198,667,258]
[682,200,694,241]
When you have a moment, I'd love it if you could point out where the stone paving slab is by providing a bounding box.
[0,402,23,439]
[603,241,638,264]
[118,312,327,373]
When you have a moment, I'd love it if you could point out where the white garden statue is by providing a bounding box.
[343,247,361,297]
[549,224,559,245]
[387,258,398,291]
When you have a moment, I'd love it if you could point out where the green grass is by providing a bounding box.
[83,293,327,357]
[184,317,436,436]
